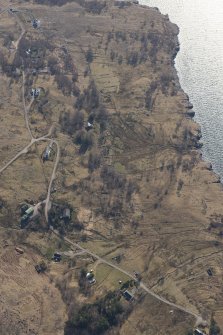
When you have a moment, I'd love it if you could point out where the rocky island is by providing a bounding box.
[0,1,223,334]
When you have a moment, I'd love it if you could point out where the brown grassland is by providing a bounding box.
[0,0,223,334]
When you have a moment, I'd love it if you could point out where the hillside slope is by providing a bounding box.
[0,1,223,334]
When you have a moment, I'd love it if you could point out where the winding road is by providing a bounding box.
[0,4,206,327]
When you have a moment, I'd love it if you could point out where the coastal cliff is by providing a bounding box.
[0,0,223,334]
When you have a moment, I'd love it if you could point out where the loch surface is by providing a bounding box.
[140,0,223,179]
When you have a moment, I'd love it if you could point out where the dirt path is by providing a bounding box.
[13,15,25,50]
[22,71,34,139]
[44,139,60,222]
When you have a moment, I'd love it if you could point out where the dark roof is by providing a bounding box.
[123,290,133,301]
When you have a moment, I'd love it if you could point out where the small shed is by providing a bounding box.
[194,329,205,335]
[25,207,34,216]
[123,290,134,302]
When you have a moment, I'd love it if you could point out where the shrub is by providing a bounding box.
[60,110,84,135]
[88,150,101,172]
[127,52,138,67]
[55,74,73,95]
[3,32,14,47]
[100,166,126,190]
[65,291,124,335]
[145,81,158,110]
[48,56,59,75]
[85,47,94,63]
[75,131,94,154]
[210,318,221,335]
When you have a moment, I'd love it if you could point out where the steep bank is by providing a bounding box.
[0,0,223,334]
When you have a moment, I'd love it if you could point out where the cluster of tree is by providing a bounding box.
[63,53,78,78]
[34,0,106,14]
[127,51,139,67]
[0,37,54,78]
[85,47,94,63]
[49,204,83,234]
[65,291,125,335]
[100,197,123,220]
[48,206,65,235]
[145,81,158,111]
[59,109,95,154]
[77,268,90,295]
[147,31,160,64]
[98,166,139,219]
[160,73,174,95]
[33,0,75,5]
[76,80,99,112]
[3,32,14,48]
[110,50,123,64]
[100,165,126,190]
[115,31,127,42]
[19,37,52,69]
[59,81,107,156]
[48,53,79,96]
[37,97,49,114]
[60,110,84,136]
[114,1,131,8]
[75,81,108,131]
[47,56,59,75]
[126,180,139,202]
[210,318,221,335]
[74,130,94,154]
[88,149,101,172]
[76,0,106,14]
[55,73,73,95]
[0,51,21,78]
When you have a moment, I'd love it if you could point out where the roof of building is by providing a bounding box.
[123,290,134,301]
[25,207,34,215]
[194,329,205,335]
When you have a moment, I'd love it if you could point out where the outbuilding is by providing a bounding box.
[123,290,134,302]
[194,329,205,335]
[25,207,34,216]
